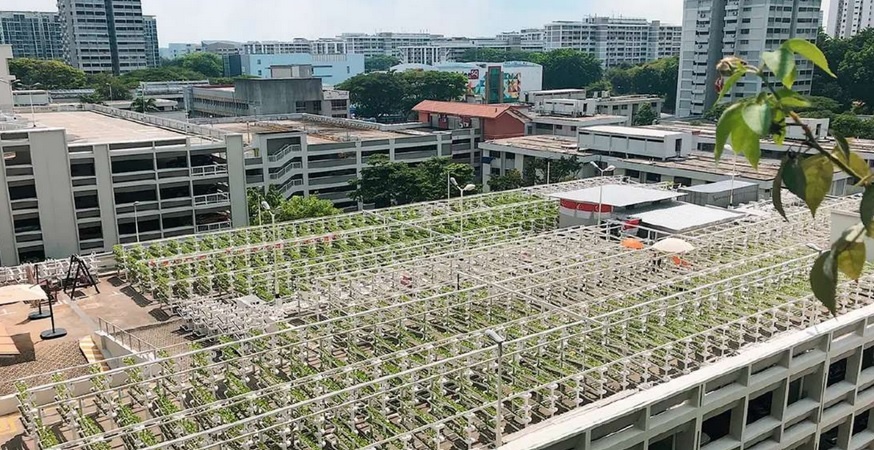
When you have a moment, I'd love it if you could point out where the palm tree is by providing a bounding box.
[131,97,158,113]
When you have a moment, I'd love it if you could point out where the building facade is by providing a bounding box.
[0,11,63,60]
[675,0,821,117]
[826,0,874,38]
[186,77,350,119]
[0,45,14,113]
[142,15,159,68]
[239,53,364,85]
[57,0,150,74]
[242,39,347,55]
[200,40,242,56]
[0,105,246,265]
[341,32,443,57]
[160,42,202,60]
[391,61,544,104]
[543,17,681,67]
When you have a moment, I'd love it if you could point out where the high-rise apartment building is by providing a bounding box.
[143,15,159,67]
[543,17,682,67]
[57,0,149,74]
[342,32,444,57]
[675,0,821,117]
[242,39,347,55]
[827,0,874,38]
[0,11,63,60]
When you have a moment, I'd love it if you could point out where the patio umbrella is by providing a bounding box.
[652,238,695,254]
[0,284,47,306]
[621,238,645,250]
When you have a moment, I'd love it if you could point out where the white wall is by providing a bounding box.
[31,129,80,259]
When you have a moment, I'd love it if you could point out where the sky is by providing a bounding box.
[5,0,691,44]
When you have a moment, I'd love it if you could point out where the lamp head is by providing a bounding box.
[485,329,505,344]
[463,184,476,192]
[260,201,271,210]
[450,177,459,187]
[589,161,600,170]
[605,165,616,172]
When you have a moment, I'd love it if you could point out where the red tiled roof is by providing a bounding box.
[413,100,515,119]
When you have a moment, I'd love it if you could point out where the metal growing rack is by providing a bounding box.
[14,184,865,450]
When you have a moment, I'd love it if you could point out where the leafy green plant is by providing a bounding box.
[713,38,869,314]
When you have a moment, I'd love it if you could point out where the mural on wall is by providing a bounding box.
[504,72,521,102]
[465,68,486,97]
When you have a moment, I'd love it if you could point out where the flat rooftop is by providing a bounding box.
[212,118,433,145]
[630,202,745,232]
[525,112,629,125]
[550,184,684,207]
[32,111,191,144]
[482,135,588,156]
[582,125,684,138]
[681,179,758,193]
[629,151,782,181]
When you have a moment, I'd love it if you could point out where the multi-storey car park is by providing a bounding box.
[7,176,874,450]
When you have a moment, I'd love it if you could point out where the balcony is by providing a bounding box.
[280,179,304,194]
[308,158,356,170]
[268,144,302,162]
[269,162,303,180]
[194,192,230,207]
[196,221,232,234]
[190,164,228,177]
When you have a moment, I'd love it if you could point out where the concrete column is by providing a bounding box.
[30,129,79,258]
[224,134,248,228]
[93,143,118,248]
[0,141,17,265]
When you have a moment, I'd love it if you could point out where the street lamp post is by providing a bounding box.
[27,82,40,127]
[450,177,476,235]
[261,201,279,299]
[485,330,506,447]
[133,201,141,243]
[588,162,616,229]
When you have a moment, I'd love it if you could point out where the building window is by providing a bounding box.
[827,357,848,387]
[674,176,692,187]
[646,172,662,183]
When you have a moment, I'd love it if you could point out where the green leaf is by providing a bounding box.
[714,103,743,162]
[831,147,870,182]
[834,224,866,280]
[772,157,788,220]
[783,38,837,78]
[782,157,806,201]
[862,185,874,236]
[810,250,838,316]
[717,69,746,104]
[774,88,811,108]
[761,49,797,88]
[730,120,761,169]
[742,103,772,136]
[834,134,850,159]
[800,154,834,216]
[772,109,787,145]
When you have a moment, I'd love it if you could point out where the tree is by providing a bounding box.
[605,57,679,112]
[337,72,407,120]
[830,114,874,139]
[534,49,603,90]
[350,155,420,207]
[169,52,223,78]
[456,48,537,63]
[400,71,467,115]
[633,103,659,126]
[131,97,158,113]
[714,37,874,313]
[121,66,206,84]
[365,55,401,72]
[585,79,612,93]
[78,93,105,104]
[8,58,86,89]
[523,156,583,185]
[488,169,524,192]
[248,186,338,224]
[703,102,730,122]
[89,73,134,100]
[414,157,475,200]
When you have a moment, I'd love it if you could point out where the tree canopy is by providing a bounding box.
[8,58,87,89]
[164,52,224,78]
[247,186,339,224]
[337,71,466,121]
[131,97,158,113]
[351,156,475,207]
[632,103,659,126]
[488,169,525,192]
[606,57,679,113]
[89,73,134,100]
[522,156,584,185]
[365,55,401,72]
[812,29,874,113]
[456,48,534,63]
[531,49,603,90]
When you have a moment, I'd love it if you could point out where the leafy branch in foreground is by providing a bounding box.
[713,38,871,315]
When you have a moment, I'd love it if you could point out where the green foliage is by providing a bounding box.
[522,156,584,185]
[829,114,874,139]
[400,70,467,114]
[488,169,524,192]
[714,37,874,314]
[88,73,134,100]
[531,49,603,90]
[9,58,87,89]
[585,79,612,92]
[351,156,474,207]
[131,97,158,113]
[811,29,874,113]
[337,72,407,120]
[338,71,465,120]
[605,57,679,112]
[120,66,206,84]
[632,103,659,126]
[248,186,338,224]
[166,52,223,78]
[79,93,105,104]
[456,48,536,63]
[365,55,401,72]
